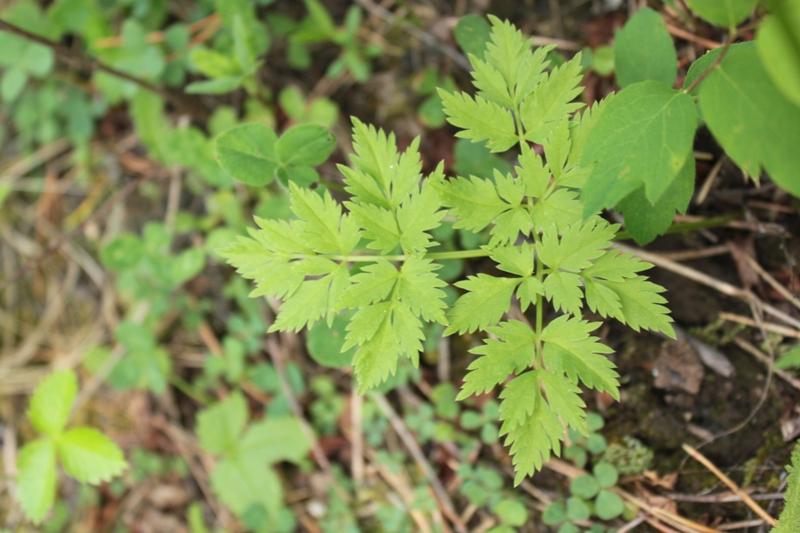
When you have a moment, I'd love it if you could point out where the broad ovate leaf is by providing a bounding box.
[580,81,696,214]
[28,370,77,438]
[617,152,695,244]
[214,123,279,186]
[275,124,336,166]
[196,392,248,455]
[685,0,758,28]
[613,7,677,88]
[56,427,128,484]
[699,46,800,197]
[16,438,57,524]
[757,1,800,108]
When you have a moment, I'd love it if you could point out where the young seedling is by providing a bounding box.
[220,16,674,484]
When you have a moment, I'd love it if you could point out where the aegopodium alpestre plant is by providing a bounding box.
[220,17,675,484]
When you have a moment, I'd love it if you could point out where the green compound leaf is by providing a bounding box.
[479,16,531,101]
[504,384,564,485]
[520,54,585,144]
[613,7,677,88]
[490,243,534,277]
[774,442,800,532]
[460,320,537,398]
[431,174,511,232]
[593,276,675,337]
[221,219,307,299]
[446,274,520,335]
[582,248,651,281]
[16,438,57,524]
[396,179,445,254]
[271,265,349,332]
[341,119,422,209]
[698,46,800,198]
[580,81,696,214]
[290,183,361,255]
[438,88,519,152]
[685,0,758,28]
[56,427,128,484]
[214,123,279,186]
[617,152,695,245]
[28,370,77,438]
[543,270,583,315]
[351,311,404,393]
[530,188,583,234]
[396,256,448,324]
[338,260,398,310]
[276,124,336,166]
[347,202,400,254]
[541,316,619,397]
[539,218,618,272]
[757,1,800,108]
[539,370,587,433]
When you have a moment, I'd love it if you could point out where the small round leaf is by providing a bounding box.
[275,124,336,166]
[570,474,600,499]
[587,433,608,454]
[214,123,279,186]
[306,314,355,368]
[566,497,590,522]
[542,502,566,525]
[494,499,528,526]
[595,490,625,520]
[594,462,619,488]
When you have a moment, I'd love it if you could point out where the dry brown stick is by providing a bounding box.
[682,444,777,526]
[0,173,150,293]
[720,312,800,339]
[361,446,436,533]
[695,157,725,205]
[94,13,220,48]
[667,491,785,503]
[264,333,352,504]
[0,18,206,117]
[353,0,472,71]
[0,139,71,182]
[530,35,582,51]
[655,244,730,262]
[665,22,723,49]
[612,243,800,331]
[370,392,468,533]
[740,252,800,311]
[733,336,800,391]
[544,458,725,533]
[716,519,767,531]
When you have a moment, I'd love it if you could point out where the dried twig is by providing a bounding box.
[370,392,468,533]
[682,444,776,526]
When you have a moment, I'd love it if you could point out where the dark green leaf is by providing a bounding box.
[580,82,697,214]
[215,123,280,186]
[613,8,677,88]
[276,124,336,166]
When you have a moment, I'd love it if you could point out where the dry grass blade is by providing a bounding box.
[681,444,776,526]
